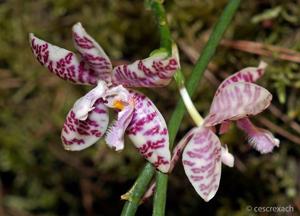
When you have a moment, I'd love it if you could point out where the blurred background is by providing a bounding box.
[1,0,300,215]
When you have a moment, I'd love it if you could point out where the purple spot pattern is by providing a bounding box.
[30,35,108,85]
[215,65,265,96]
[169,128,195,171]
[72,26,112,83]
[204,82,272,127]
[182,127,222,202]
[126,91,170,173]
[61,99,109,151]
[111,57,179,88]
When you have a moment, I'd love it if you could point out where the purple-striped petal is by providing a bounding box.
[30,34,105,85]
[126,91,170,173]
[61,99,109,151]
[72,23,112,83]
[105,104,134,151]
[236,118,280,153]
[215,61,267,96]
[111,53,179,88]
[170,127,197,172]
[204,82,272,127]
[182,127,222,202]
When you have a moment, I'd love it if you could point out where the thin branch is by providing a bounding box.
[181,34,300,64]
[220,39,300,63]
[268,104,300,135]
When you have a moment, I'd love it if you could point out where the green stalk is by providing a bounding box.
[121,0,241,215]
[150,0,173,54]
[120,163,155,216]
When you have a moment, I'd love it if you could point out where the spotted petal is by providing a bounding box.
[170,127,197,172]
[61,99,109,151]
[72,23,112,83]
[215,61,267,96]
[204,82,272,127]
[182,127,222,202]
[111,53,179,88]
[30,34,105,85]
[126,91,170,173]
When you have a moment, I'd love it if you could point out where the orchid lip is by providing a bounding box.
[237,118,279,154]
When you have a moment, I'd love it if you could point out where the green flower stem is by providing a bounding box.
[121,0,241,215]
[120,163,155,216]
[150,0,173,54]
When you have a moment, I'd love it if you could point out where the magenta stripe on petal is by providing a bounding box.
[30,34,105,85]
[215,61,267,96]
[126,91,170,173]
[72,23,112,83]
[61,99,109,151]
[111,54,179,88]
[169,127,197,172]
[204,82,272,127]
[182,127,222,202]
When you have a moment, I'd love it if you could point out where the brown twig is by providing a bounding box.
[268,104,300,135]
[179,35,300,64]
[220,39,300,63]
[177,39,221,86]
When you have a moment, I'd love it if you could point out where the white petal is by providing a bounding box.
[182,127,222,202]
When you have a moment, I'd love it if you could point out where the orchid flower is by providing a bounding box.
[29,23,180,173]
[175,62,279,201]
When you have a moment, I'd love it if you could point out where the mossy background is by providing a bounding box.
[1,0,300,215]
